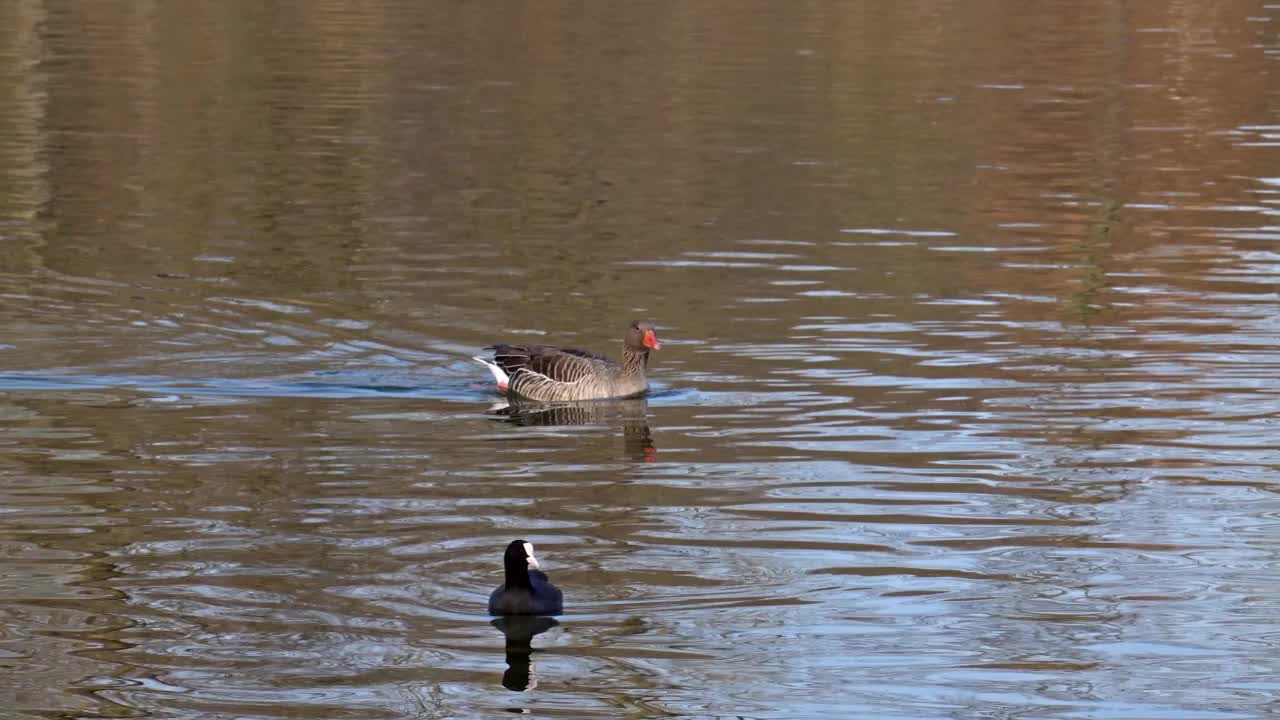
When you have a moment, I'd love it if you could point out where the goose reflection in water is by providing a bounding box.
[487,397,657,462]
[491,615,560,692]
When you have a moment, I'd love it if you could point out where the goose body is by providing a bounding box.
[489,540,563,616]
[474,320,660,402]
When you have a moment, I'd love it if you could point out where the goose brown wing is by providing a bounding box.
[523,346,616,384]
[550,347,613,363]
[488,344,615,383]
[487,344,536,375]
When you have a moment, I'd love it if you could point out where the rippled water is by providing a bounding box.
[2,1,1279,718]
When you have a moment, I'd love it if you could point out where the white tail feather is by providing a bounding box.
[473,357,510,389]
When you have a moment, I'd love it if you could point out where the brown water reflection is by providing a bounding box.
[1,0,1278,718]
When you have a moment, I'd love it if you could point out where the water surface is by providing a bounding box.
[1,1,1278,718]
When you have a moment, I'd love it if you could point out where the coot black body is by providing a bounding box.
[488,540,563,616]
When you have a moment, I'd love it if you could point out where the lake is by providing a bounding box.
[1,1,1278,718]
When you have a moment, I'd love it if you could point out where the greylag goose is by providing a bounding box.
[489,540,563,616]
[474,320,660,402]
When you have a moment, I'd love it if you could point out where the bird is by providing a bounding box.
[489,539,563,616]
[473,320,661,402]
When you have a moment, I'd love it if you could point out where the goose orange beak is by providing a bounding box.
[643,330,661,350]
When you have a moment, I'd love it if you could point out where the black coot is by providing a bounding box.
[488,539,563,616]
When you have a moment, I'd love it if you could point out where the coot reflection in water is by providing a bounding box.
[491,616,561,692]
[488,396,657,462]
